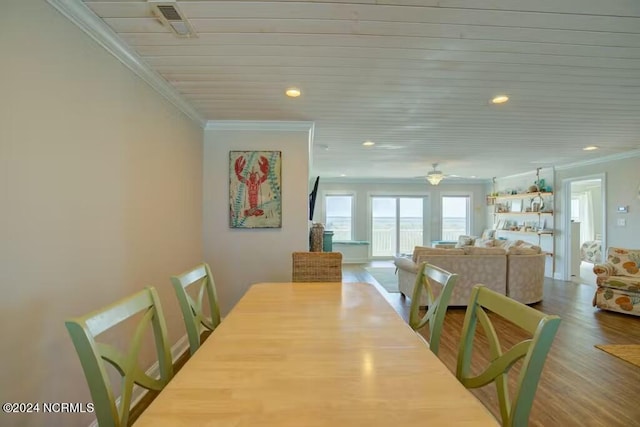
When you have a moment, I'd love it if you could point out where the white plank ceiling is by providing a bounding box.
[77,0,640,181]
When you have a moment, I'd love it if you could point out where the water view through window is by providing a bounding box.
[325,195,353,240]
[371,197,424,256]
[441,196,470,241]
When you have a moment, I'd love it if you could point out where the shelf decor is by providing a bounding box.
[229,150,282,229]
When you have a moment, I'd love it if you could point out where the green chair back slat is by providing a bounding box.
[456,285,561,427]
[408,262,459,356]
[171,263,221,355]
[65,286,173,427]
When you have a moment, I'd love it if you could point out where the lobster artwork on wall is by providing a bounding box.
[229,151,282,228]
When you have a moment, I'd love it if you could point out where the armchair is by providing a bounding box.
[593,247,640,316]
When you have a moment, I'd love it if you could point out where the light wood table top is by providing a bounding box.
[135,282,498,426]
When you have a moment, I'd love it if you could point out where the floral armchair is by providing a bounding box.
[593,247,640,316]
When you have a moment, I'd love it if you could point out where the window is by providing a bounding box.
[441,196,470,240]
[325,195,353,240]
[371,196,425,256]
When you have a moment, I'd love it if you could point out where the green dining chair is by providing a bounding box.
[408,262,459,356]
[456,285,561,427]
[171,263,221,355]
[65,286,173,427]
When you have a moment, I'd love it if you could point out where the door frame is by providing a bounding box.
[367,192,431,259]
[561,173,606,281]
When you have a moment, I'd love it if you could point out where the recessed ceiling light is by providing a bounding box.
[362,141,375,146]
[285,87,301,98]
[583,145,599,151]
[340,174,346,177]
[491,95,509,104]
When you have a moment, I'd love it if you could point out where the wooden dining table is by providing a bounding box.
[135,282,498,426]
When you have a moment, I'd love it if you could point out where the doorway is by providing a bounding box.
[370,196,426,257]
[564,175,606,285]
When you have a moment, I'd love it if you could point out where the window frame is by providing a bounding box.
[440,194,471,241]
[322,192,356,241]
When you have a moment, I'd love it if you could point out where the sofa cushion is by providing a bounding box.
[594,286,640,315]
[596,275,640,291]
[507,247,541,255]
[411,246,431,262]
[606,247,640,277]
[412,247,464,262]
[462,246,506,255]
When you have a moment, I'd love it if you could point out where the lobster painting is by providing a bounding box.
[235,155,269,217]
[229,151,282,228]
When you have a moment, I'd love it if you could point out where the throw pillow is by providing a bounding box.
[474,238,495,248]
[455,235,476,248]
[514,242,542,253]
[481,229,496,239]
[607,247,640,277]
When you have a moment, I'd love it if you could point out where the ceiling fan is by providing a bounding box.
[412,162,478,185]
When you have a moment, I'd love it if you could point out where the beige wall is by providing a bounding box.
[0,1,203,426]
[203,125,311,315]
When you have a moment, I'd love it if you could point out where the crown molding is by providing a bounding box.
[320,177,491,185]
[495,167,554,181]
[205,121,315,132]
[554,149,640,171]
[46,0,206,127]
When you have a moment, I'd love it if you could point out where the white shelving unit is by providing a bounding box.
[487,168,555,275]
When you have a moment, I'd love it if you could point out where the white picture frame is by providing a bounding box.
[511,199,522,212]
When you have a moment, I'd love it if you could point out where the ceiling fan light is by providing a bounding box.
[426,163,444,185]
[426,173,444,185]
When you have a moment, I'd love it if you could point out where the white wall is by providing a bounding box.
[203,124,311,315]
[0,2,203,426]
[317,180,490,260]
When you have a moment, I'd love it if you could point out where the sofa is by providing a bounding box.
[593,247,640,316]
[394,239,545,306]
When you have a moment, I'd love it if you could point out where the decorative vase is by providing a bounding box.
[310,223,324,252]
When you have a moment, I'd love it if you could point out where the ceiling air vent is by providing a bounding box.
[149,0,196,38]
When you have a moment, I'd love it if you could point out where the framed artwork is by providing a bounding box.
[229,151,282,228]
[510,199,522,212]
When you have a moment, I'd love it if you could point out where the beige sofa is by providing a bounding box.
[394,240,545,306]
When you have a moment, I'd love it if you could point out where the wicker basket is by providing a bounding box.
[292,252,343,282]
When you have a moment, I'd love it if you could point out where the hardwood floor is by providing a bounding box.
[343,262,640,427]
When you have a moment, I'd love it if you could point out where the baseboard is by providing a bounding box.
[87,334,190,427]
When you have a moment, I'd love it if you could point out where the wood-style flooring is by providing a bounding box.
[343,262,640,427]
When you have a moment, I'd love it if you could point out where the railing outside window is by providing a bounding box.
[371,228,423,255]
